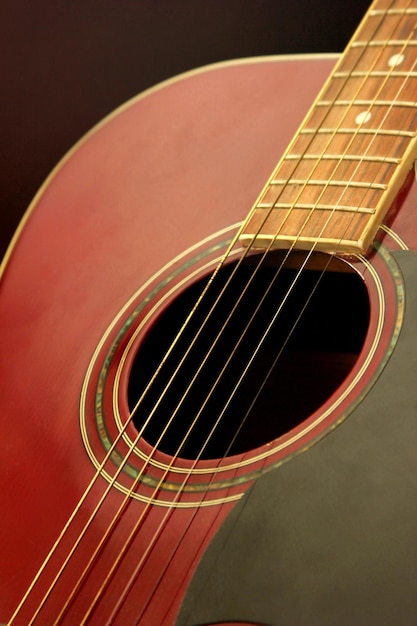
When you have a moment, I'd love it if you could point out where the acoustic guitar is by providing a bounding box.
[1,0,416,623]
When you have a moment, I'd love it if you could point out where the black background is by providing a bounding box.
[1,0,371,258]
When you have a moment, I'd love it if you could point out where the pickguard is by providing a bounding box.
[176,250,417,626]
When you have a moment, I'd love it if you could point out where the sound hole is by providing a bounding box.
[128,253,370,460]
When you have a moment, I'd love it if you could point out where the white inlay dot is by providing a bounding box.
[355,111,371,125]
[388,53,405,67]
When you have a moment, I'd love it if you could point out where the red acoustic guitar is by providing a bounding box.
[1,0,416,624]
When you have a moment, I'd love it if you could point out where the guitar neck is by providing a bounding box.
[241,0,417,254]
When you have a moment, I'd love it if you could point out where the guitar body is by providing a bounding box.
[0,55,416,625]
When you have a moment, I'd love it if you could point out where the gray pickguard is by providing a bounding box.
[176,250,417,626]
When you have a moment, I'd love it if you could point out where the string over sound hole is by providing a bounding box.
[128,253,369,461]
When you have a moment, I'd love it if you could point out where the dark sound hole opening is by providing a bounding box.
[128,252,370,460]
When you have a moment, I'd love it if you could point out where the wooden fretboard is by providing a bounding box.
[240,0,417,254]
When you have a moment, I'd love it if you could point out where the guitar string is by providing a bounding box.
[133,30,417,626]
[15,0,412,620]
[118,3,417,623]
[13,28,344,624]
[13,41,352,626]
[14,128,303,623]
[70,15,392,620]
[17,91,328,623]
[14,111,317,625]
[141,45,417,626]
[77,0,412,616]
[11,45,311,626]
[75,8,417,620]
[132,38,417,626]
[118,0,408,478]
[38,0,412,616]
[169,7,417,624]
[40,11,412,616]
[39,0,412,616]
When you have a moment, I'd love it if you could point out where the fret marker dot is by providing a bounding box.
[388,53,404,67]
[355,111,371,125]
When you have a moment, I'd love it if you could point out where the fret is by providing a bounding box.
[321,74,417,105]
[317,99,417,108]
[277,154,397,188]
[270,178,387,191]
[293,130,413,163]
[300,127,415,137]
[370,8,417,15]
[259,177,384,212]
[292,132,411,169]
[256,202,376,214]
[334,71,417,78]
[296,133,412,171]
[352,40,417,47]
[284,154,400,164]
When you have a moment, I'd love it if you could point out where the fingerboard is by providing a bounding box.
[240,0,417,254]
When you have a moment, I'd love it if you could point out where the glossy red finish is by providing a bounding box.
[0,56,416,624]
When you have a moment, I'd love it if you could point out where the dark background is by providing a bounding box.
[1,0,371,259]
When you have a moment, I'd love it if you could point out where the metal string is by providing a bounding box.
[39,0,416,616]
[10,0,416,622]
[86,3,417,622]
